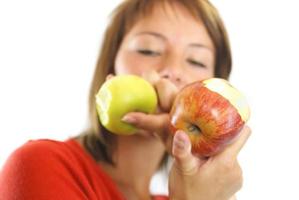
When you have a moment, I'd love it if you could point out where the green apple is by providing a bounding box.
[95,75,158,135]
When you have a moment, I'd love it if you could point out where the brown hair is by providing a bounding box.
[78,0,232,164]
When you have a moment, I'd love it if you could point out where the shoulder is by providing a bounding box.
[4,139,71,169]
[0,139,84,200]
[1,139,135,200]
[0,139,86,178]
[0,139,70,177]
[14,138,67,155]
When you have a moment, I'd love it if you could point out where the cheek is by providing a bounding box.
[184,68,214,85]
[114,52,156,76]
[115,52,140,75]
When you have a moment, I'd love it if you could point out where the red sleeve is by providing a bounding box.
[0,140,88,200]
[153,195,169,200]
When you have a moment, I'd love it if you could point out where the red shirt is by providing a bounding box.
[0,139,168,200]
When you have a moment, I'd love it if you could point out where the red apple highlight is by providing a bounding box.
[170,78,250,157]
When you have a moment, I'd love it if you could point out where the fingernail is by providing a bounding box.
[121,115,137,124]
[174,131,187,149]
[175,131,188,142]
[174,131,192,153]
[106,74,114,80]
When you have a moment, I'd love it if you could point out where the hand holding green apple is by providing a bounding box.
[170,78,250,157]
[95,75,158,135]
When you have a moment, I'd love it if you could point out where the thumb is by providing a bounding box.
[172,130,199,175]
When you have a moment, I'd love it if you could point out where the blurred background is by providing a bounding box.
[1,0,299,199]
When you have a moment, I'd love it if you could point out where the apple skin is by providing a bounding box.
[170,78,250,157]
[95,75,158,135]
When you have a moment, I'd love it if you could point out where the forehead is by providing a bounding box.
[124,1,214,50]
[145,3,200,26]
[125,1,201,31]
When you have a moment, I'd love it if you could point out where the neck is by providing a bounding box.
[100,134,166,200]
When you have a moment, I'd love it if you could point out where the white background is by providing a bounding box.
[1,0,299,199]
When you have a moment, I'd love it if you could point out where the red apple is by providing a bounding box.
[170,78,250,157]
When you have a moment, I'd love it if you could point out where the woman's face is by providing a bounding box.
[114,2,215,90]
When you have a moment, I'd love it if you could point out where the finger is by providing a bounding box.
[142,70,160,85]
[220,125,252,157]
[155,78,178,111]
[143,70,178,111]
[172,130,200,175]
[121,112,170,133]
[106,74,114,81]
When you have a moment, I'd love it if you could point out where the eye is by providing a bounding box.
[137,49,161,56]
[187,58,206,68]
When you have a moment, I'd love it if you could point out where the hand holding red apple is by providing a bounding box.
[168,77,251,200]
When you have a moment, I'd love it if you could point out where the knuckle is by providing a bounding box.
[231,164,243,190]
[174,157,198,176]
[216,158,244,192]
[219,158,243,178]
[246,125,252,134]
[219,157,236,172]
[234,166,243,181]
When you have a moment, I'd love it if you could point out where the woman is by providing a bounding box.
[0,0,251,200]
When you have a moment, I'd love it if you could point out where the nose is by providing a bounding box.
[158,54,183,85]
[161,74,181,83]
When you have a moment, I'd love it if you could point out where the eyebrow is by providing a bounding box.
[135,31,167,41]
[189,43,214,52]
[135,31,213,52]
